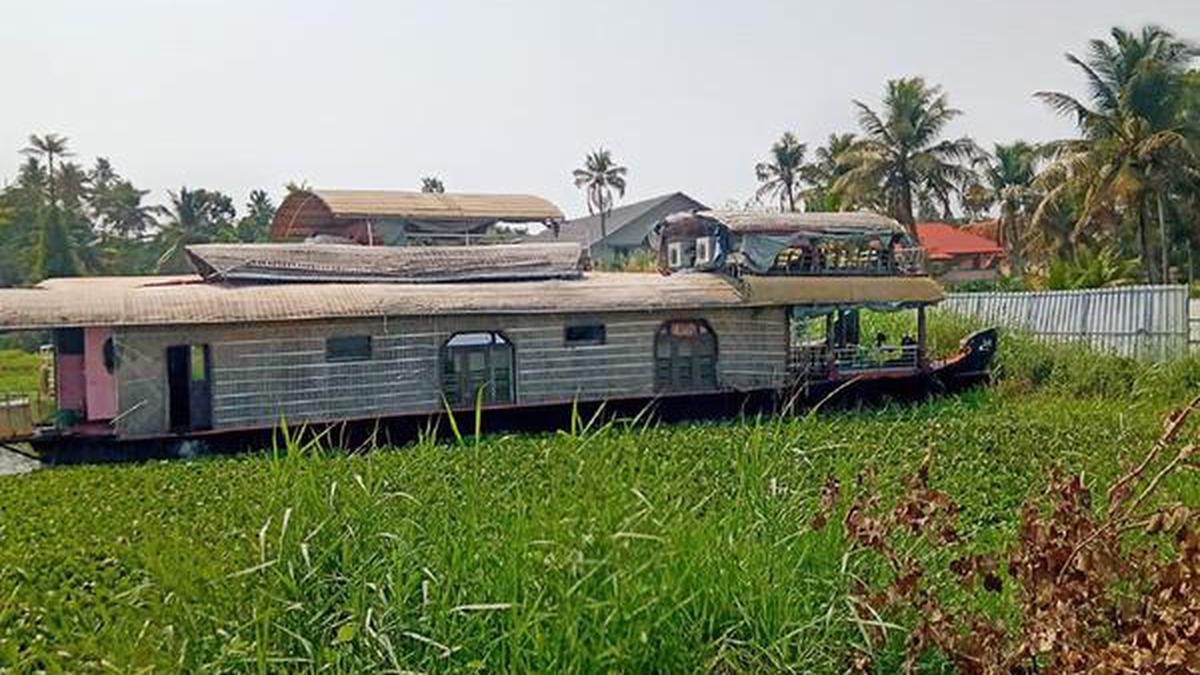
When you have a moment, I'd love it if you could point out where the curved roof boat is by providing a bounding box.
[0,211,992,462]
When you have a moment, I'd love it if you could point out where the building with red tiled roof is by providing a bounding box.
[915,222,1004,283]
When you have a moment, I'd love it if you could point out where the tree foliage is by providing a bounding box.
[754,131,809,212]
[1034,26,1199,283]
[420,176,446,193]
[0,135,278,285]
[572,148,627,240]
[834,77,979,230]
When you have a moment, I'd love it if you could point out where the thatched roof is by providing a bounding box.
[187,242,584,284]
[271,189,564,241]
[0,273,943,330]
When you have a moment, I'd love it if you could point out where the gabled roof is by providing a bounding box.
[535,192,706,246]
[271,189,564,241]
[915,222,1003,261]
[187,242,584,284]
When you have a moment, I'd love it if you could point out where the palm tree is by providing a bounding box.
[835,78,979,230]
[53,161,89,213]
[21,133,72,207]
[802,133,857,211]
[572,148,628,240]
[420,177,446,194]
[755,132,808,212]
[91,180,160,240]
[235,189,276,242]
[156,187,237,272]
[1034,25,1198,282]
[978,141,1042,274]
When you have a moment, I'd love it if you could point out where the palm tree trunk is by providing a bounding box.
[1157,192,1169,284]
[47,152,56,209]
[1004,209,1025,277]
[896,185,915,232]
[1137,193,1156,284]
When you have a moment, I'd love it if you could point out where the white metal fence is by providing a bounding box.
[1190,299,1200,352]
[941,285,1191,360]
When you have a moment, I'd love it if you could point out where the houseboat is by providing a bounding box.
[0,207,994,461]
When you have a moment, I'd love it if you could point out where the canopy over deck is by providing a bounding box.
[656,210,922,275]
[0,272,943,331]
[694,210,909,238]
[187,242,584,284]
[271,189,565,244]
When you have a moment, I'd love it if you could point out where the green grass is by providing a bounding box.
[0,341,1197,672]
[0,349,42,394]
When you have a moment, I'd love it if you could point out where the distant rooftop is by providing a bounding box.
[915,222,1003,261]
[534,192,706,247]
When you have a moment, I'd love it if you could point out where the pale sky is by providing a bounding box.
[1,0,1198,219]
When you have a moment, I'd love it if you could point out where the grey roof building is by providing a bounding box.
[534,192,706,263]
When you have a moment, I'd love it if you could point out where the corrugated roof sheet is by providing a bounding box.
[0,273,943,330]
[187,242,584,283]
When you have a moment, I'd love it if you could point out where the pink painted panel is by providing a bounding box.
[56,354,86,414]
[84,327,117,420]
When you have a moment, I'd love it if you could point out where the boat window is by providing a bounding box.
[653,320,717,392]
[667,242,684,269]
[326,335,372,362]
[103,337,117,373]
[441,331,514,406]
[446,332,505,348]
[695,236,713,265]
[564,324,606,346]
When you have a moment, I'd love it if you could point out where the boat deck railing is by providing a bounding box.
[789,344,921,381]
[768,246,927,277]
[832,345,920,373]
[0,391,51,442]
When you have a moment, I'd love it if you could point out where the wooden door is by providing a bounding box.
[654,321,718,393]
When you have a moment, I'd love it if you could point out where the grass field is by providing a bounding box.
[1,335,1198,673]
[0,349,42,394]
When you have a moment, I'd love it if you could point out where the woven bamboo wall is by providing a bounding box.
[112,307,787,438]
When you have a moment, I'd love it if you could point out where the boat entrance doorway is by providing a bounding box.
[167,344,212,432]
[441,332,515,406]
[654,320,718,393]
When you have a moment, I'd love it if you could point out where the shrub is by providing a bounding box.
[828,396,1200,673]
